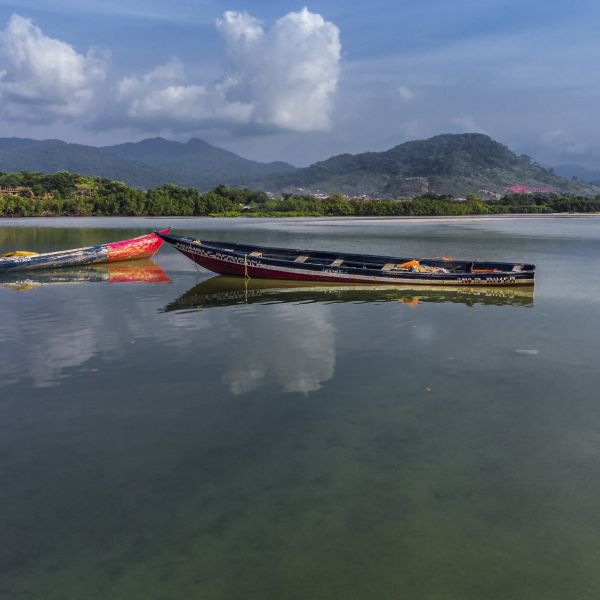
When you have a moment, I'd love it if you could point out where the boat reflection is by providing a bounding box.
[164,276,534,312]
[0,259,172,290]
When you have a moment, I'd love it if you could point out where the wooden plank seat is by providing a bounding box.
[294,255,309,263]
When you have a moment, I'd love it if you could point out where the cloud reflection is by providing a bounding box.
[223,304,335,396]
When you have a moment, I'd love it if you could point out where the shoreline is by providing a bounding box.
[2,212,600,225]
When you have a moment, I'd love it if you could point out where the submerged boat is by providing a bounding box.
[157,232,535,286]
[0,229,169,272]
[163,276,535,312]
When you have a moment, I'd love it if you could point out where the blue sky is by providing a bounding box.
[0,0,598,167]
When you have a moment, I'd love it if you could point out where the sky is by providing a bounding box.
[0,0,598,167]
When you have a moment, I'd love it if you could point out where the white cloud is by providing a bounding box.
[115,58,253,128]
[0,9,340,135]
[217,8,341,131]
[397,85,415,101]
[217,10,264,47]
[117,7,341,132]
[0,14,108,122]
[450,116,487,134]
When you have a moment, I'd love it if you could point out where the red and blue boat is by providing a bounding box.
[157,231,535,286]
[0,229,169,272]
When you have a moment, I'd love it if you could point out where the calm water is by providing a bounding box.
[1,216,600,600]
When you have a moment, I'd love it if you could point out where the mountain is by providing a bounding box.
[552,164,600,184]
[250,134,596,197]
[0,137,296,190]
[0,133,596,197]
[0,137,40,153]
[0,139,172,188]
[104,137,294,188]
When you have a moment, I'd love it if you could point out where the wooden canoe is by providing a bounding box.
[157,232,535,286]
[0,229,169,272]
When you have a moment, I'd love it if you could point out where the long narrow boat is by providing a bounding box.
[0,229,169,272]
[157,231,535,286]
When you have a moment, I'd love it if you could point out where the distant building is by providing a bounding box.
[0,186,35,198]
[0,186,54,200]
[478,189,503,200]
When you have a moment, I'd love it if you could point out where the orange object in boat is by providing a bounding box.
[398,260,421,269]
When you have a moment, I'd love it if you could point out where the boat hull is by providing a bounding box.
[161,233,535,287]
[0,230,168,272]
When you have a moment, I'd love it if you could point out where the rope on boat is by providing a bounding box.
[244,253,250,280]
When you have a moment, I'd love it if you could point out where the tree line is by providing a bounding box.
[1,171,599,217]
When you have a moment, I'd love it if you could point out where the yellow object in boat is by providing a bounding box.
[1,250,39,258]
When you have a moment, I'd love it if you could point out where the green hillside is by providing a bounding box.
[104,137,295,188]
[0,137,296,191]
[1,171,599,218]
[0,139,173,188]
[252,134,596,197]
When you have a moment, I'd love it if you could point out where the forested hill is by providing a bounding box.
[250,134,596,197]
[103,137,295,186]
[0,137,296,190]
[1,172,599,218]
[0,138,172,189]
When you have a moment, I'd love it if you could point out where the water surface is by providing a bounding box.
[1,216,599,599]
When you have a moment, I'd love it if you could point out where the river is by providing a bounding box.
[1,216,599,599]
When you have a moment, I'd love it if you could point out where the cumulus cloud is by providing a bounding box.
[116,7,341,132]
[114,58,252,128]
[0,14,108,122]
[217,8,340,131]
[0,8,340,134]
